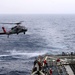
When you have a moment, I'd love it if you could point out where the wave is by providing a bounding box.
[9,49,47,57]
[0,49,48,60]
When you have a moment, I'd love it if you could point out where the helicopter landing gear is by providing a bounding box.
[17,32,19,35]
[24,32,25,34]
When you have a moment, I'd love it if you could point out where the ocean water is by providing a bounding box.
[0,14,75,75]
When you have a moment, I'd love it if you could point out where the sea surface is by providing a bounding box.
[0,14,75,75]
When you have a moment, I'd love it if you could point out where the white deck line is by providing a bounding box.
[64,65,74,75]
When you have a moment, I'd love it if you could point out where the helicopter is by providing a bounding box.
[0,21,27,38]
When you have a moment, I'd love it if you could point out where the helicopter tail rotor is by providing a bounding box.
[2,27,6,33]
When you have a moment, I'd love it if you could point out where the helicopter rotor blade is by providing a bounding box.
[0,21,24,25]
[0,23,15,24]
[15,21,24,24]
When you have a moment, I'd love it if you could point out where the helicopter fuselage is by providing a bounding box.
[7,25,27,35]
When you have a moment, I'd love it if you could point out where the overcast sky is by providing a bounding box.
[0,0,75,14]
